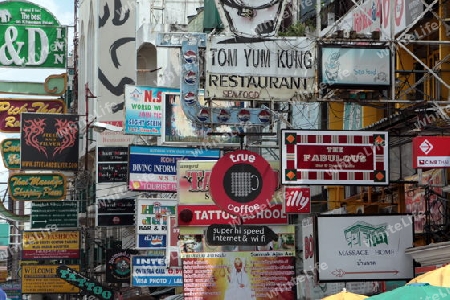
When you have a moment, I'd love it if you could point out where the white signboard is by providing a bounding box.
[302,217,315,273]
[317,215,414,281]
[205,36,315,101]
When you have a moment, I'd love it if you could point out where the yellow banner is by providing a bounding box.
[21,265,80,294]
[22,231,80,251]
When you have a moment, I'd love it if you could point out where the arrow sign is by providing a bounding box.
[206,224,278,246]
[332,269,399,277]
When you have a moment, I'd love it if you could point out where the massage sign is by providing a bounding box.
[209,150,276,218]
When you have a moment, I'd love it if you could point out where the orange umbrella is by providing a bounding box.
[409,264,450,287]
[322,288,368,300]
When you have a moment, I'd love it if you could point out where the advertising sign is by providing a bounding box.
[0,138,20,169]
[281,130,389,185]
[22,265,80,294]
[205,36,315,101]
[168,216,181,268]
[206,225,278,246]
[317,215,414,281]
[96,199,135,227]
[124,85,179,135]
[177,204,288,226]
[136,199,176,249]
[22,230,80,260]
[284,186,311,214]
[131,255,183,287]
[209,150,276,217]
[405,169,445,234]
[128,145,220,192]
[20,113,79,171]
[0,225,9,246]
[182,252,295,300]
[162,92,240,145]
[0,1,67,68]
[302,217,315,273]
[8,172,66,201]
[97,147,128,183]
[412,136,450,168]
[31,201,78,229]
[106,249,137,283]
[318,45,391,89]
[97,121,134,147]
[0,99,65,133]
[57,265,114,300]
[213,0,288,38]
[0,282,21,300]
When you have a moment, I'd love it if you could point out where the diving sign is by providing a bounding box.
[206,224,278,246]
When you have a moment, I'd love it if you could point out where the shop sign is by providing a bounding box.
[0,1,67,68]
[22,264,80,294]
[177,204,288,226]
[20,113,79,171]
[22,230,80,260]
[412,136,450,168]
[8,172,66,201]
[0,138,20,169]
[205,36,315,101]
[0,99,65,133]
[209,150,276,217]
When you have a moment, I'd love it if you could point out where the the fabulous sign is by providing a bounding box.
[0,99,65,133]
[0,1,67,68]
[281,130,389,185]
[0,138,20,169]
[205,36,315,101]
[209,150,276,217]
[8,172,66,201]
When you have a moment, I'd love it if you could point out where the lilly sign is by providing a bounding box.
[0,1,67,68]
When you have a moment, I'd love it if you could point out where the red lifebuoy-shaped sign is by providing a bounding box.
[209,150,275,218]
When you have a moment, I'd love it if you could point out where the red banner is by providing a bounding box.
[413,136,450,168]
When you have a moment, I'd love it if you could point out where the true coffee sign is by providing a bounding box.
[0,1,67,68]
[209,150,275,217]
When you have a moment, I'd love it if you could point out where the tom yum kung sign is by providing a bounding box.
[281,130,389,186]
[0,1,67,68]
[205,36,315,101]
[8,172,66,201]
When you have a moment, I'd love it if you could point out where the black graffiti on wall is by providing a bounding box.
[98,0,135,100]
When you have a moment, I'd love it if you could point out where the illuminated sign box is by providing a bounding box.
[318,45,391,89]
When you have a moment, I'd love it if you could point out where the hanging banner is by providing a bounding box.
[20,113,79,171]
[0,138,20,169]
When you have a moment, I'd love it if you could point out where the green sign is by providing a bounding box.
[0,224,9,246]
[31,201,78,229]
[0,1,67,68]
[8,172,66,201]
[0,138,20,169]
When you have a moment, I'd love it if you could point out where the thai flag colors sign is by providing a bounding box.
[281,130,389,185]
